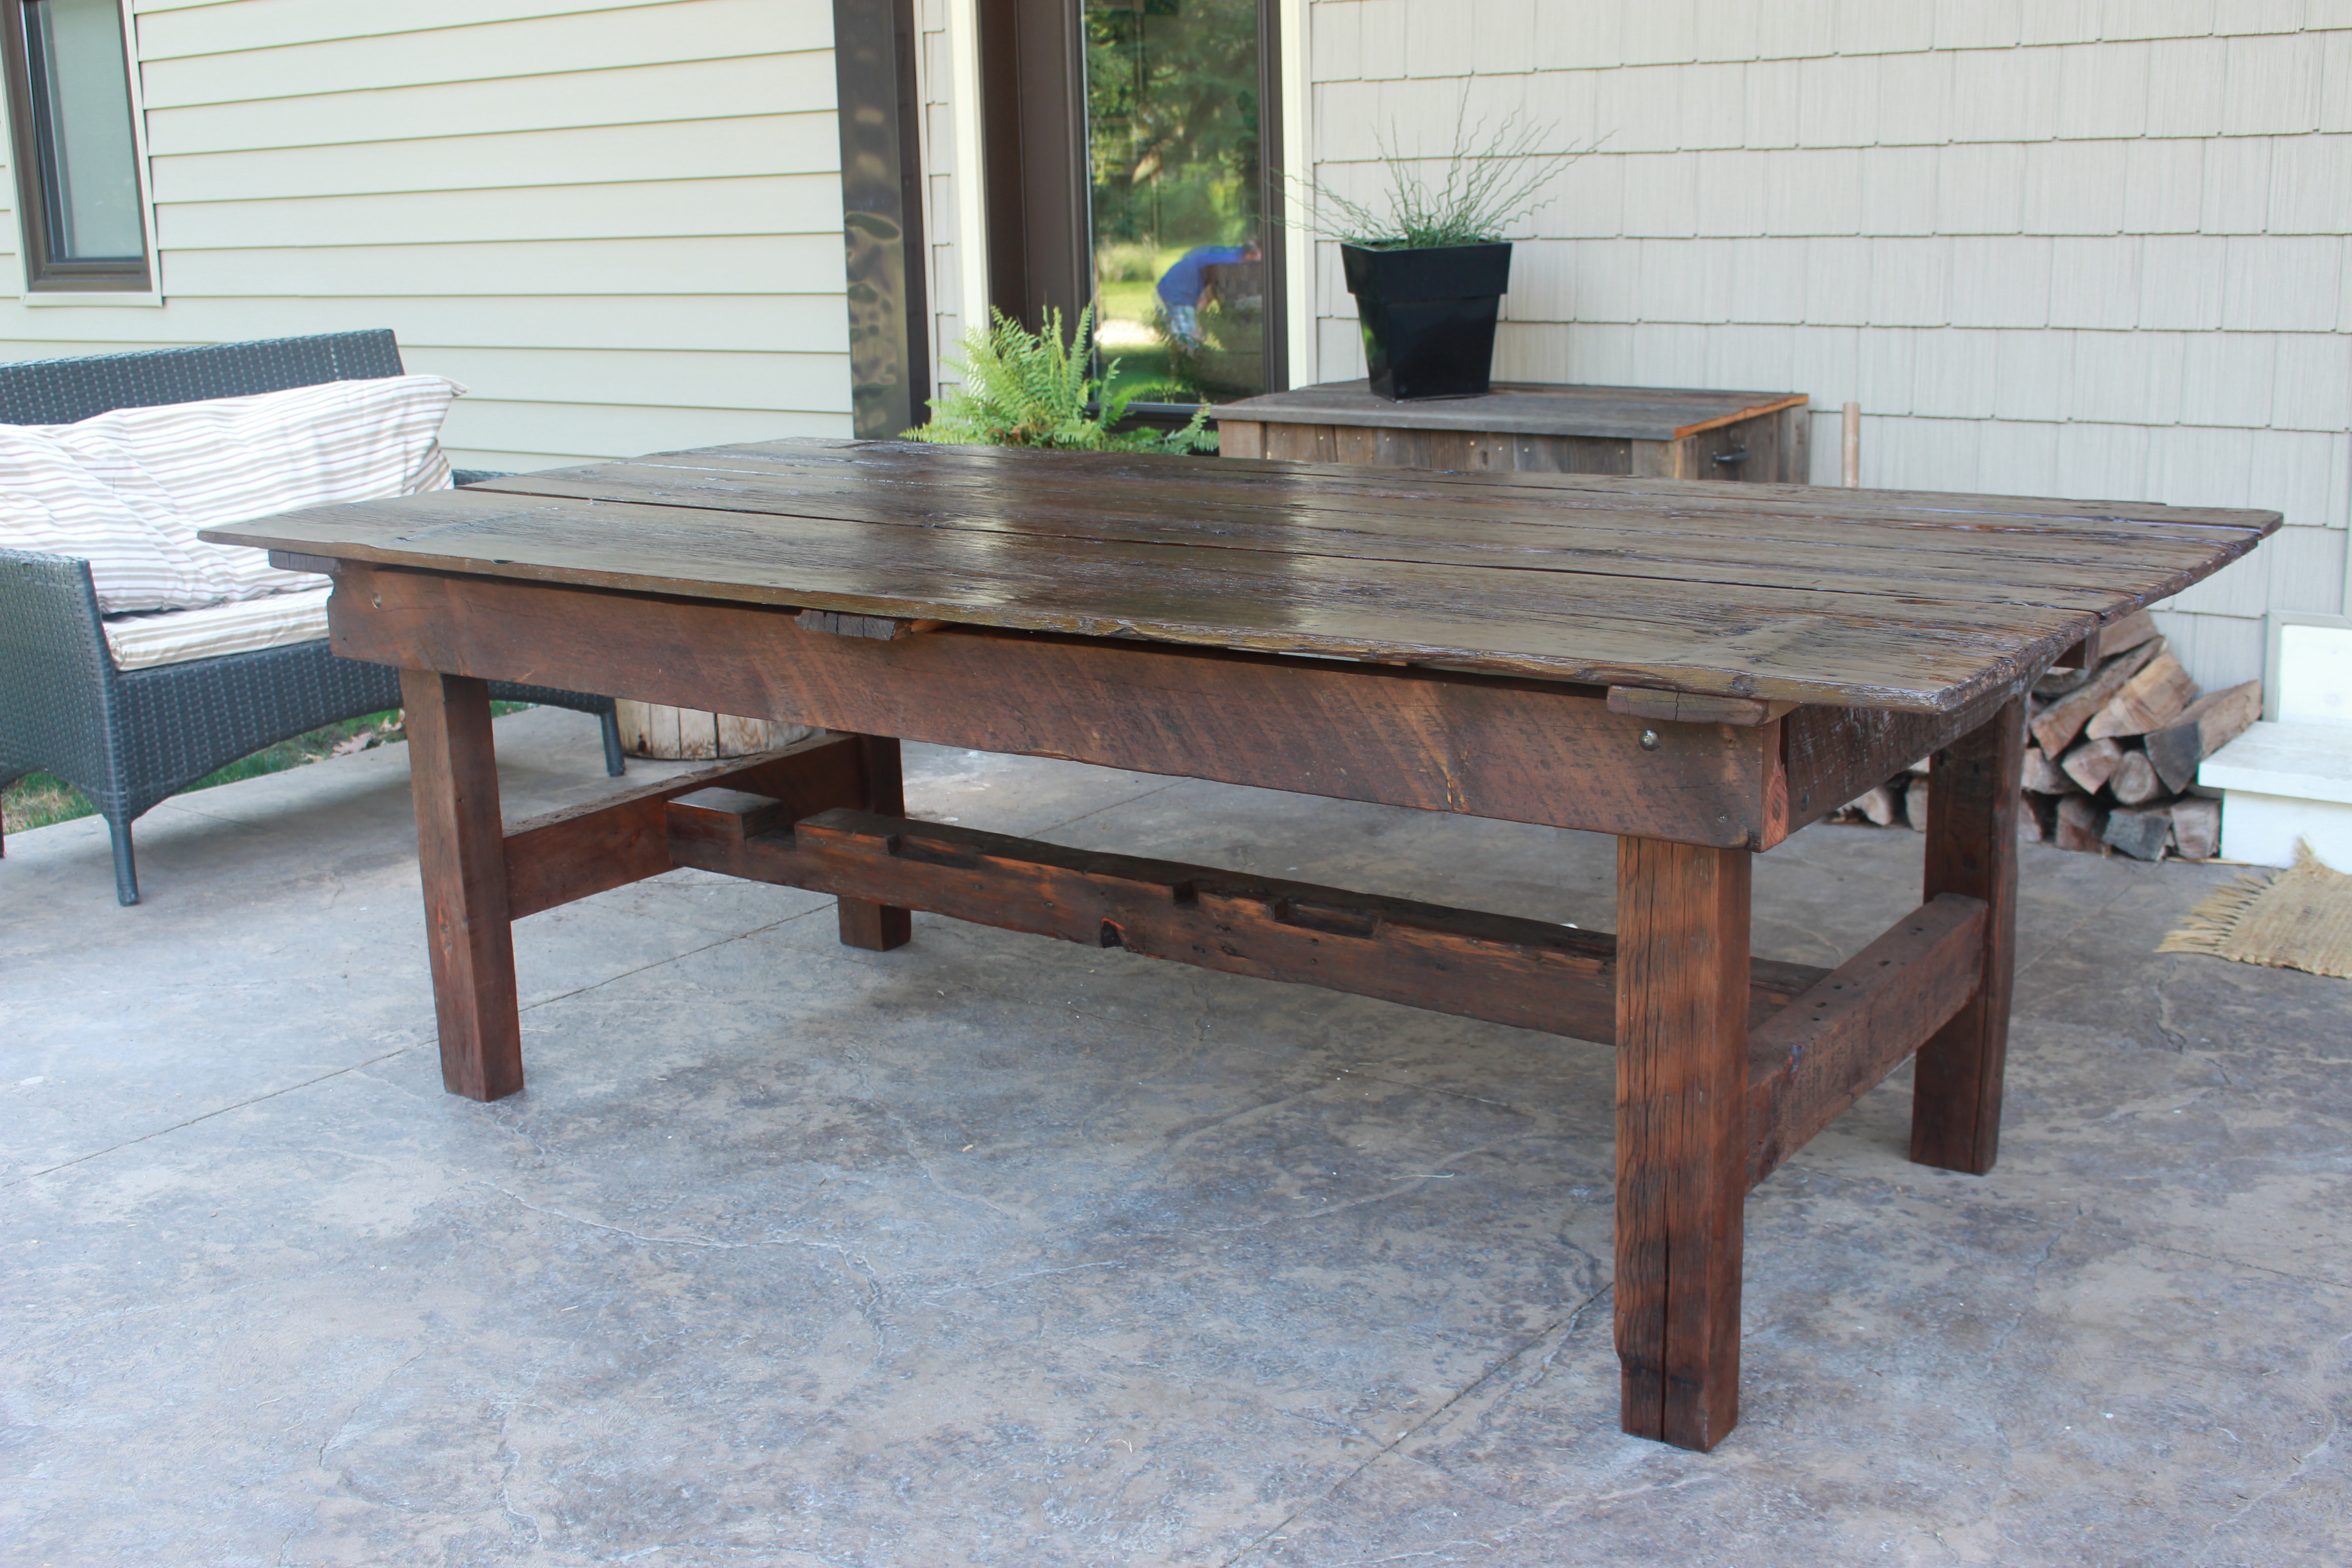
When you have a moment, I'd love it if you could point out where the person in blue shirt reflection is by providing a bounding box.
[1156,238,1260,345]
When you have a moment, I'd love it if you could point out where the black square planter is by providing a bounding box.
[1341,241,1513,401]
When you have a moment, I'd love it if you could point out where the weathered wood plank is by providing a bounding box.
[484,459,2203,616]
[209,438,2280,714]
[1776,690,2017,840]
[1207,381,1806,441]
[1911,697,2026,1175]
[1615,836,1750,1452]
[626,439,2278,545]
[1745,893,1989,1188]
[400,669,521,1102]
[658,804,1830,1041]
[333,565,1786,848]
[258,484,2095,712]
[1217,420,1264,460]
[2051,606,2159,671]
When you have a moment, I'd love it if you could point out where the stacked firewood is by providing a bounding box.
[1837,611,2260,861]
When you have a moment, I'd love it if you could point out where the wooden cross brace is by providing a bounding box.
[497,726,1989,1189]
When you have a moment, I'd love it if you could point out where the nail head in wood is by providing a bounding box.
[1607,686,1791,727]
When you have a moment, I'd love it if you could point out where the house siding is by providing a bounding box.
[0,0,853,472]
[1301,0,2352,690]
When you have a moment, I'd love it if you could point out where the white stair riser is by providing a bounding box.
[2216,790,2352,872]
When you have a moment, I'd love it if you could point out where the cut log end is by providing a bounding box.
[2103,805,2173,861]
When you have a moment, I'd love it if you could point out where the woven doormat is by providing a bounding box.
[2159,843,2352,980]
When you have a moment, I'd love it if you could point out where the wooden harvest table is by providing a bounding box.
[206,441,2276,1452]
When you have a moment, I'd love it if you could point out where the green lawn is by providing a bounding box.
[0,702,530,838]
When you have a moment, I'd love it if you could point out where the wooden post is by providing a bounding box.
[1841,401,1861,487]
[836,733,913,951]
[399,668,523,1101]
[1614,835,1752,1451]
[1910,696,2025,1175]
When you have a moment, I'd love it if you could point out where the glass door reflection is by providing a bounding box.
[1083,0,1266,406]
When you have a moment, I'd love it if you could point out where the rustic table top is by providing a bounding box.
[1210,381,1811,439]
[206,438,2278,715]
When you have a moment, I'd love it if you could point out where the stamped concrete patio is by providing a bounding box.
[4,705,2347,1567]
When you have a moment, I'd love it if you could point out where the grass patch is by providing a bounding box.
[2,773,92,836]
[1,702,533,837]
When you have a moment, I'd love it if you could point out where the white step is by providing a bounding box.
[2200,720,2352,870]
[2277,622,2351,727]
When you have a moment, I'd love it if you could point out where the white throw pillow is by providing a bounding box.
[0,425,227,613]
[43,372,465,601]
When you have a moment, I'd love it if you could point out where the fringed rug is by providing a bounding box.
[2159,843,2352,980]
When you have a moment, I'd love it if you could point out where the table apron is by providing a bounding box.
[329,563,1798,848]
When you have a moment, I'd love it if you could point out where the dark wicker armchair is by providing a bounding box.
[0,329,623,905]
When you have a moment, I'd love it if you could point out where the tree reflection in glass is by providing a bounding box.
[1084,0,1264,407]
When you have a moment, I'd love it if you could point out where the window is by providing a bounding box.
[980,0,1286,408]
[3,0,151,291]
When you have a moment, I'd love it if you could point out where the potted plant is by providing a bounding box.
[902,305,1213,453]
[1292,107,1597,401]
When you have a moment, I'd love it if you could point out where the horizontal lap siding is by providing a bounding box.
[1303,1,2352,689]
[0,0,853,469]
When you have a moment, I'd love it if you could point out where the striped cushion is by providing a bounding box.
[45,373,463,602]
[102,584,333,671]
[0,426,220,613]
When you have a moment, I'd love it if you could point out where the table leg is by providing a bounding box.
[836,733,912,951]
[400,668,523,1101]
[1614,835,1751,1451]
[1911,695,2025,1175]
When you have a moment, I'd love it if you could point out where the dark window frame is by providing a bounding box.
[976,0,1289,413]
[2,0,153,293]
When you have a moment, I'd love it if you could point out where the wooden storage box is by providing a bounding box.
[1213,380,1810,482]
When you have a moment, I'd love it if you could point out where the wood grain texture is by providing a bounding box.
[1746,894,1989,1188]
[1776,690,2015,840]
[2146,680,2261,793]
[1209,381,1807,441]
[2030,639,2164,754]
[1218,420,1265,460]
[1615,837,1751,1452]
[501,731,865,919]
[469,459,2196,616]
[660,805,1831,1042]
[399,669,522,1102]
[1911,697,2027,1176]
[203,438,2278,715]
[330,565,1785,848]
[2085,651,2195,739]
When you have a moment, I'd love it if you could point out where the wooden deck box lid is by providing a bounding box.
[1211,380,1808,441]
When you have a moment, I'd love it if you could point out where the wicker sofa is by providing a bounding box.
[0,330,623,905]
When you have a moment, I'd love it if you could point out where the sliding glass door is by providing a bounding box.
[1084,0,1268,404]
[980,0,1284,408]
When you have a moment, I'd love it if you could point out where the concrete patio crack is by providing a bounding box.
[1215,1284,1612,1568]
[1,1043,418,1190]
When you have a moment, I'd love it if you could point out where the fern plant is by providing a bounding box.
[903,305,1214,454]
